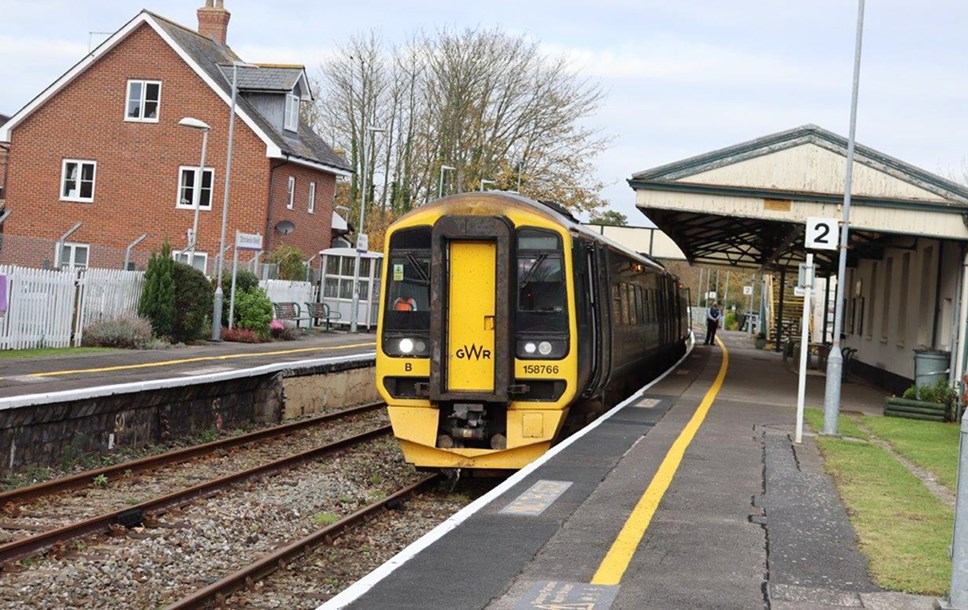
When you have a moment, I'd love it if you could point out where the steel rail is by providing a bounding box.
[165,474,440,610]
[0,401,385,508]
[0,424,392,565]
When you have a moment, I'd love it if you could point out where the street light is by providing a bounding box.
[212,61,258,341]
[438,165,455,199]
[178,117,210,260]
[480,179,495,192]
[350,125,386,333]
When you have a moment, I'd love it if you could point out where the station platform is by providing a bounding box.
[0,331,376,400]
[325,330,935,610]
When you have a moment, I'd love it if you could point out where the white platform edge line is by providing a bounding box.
[0,352,376,412]
[320,332,696,610]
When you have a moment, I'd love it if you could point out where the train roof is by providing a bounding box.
[417,191,673,277]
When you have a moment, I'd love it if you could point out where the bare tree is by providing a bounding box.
[310,26,609,247]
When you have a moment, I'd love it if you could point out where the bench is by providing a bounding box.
[273,302,311,328]
[304,302,341,330]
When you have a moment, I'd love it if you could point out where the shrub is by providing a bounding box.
[221,327,262,343]
[902,378,958,404]
[81,316,162,349]
[138,242,175,338]
[724,312,739,331]
[172,262,214,343]
[271,320,302,341]
[234,288,274,340]
[217,269,261,327]
[267,244,308,281]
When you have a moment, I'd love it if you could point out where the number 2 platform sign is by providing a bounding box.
[805,217,839,251]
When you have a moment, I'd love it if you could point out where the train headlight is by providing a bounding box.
[399,338,415,354]
[516,338,567,359]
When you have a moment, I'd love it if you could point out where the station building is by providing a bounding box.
[630,125,968,396]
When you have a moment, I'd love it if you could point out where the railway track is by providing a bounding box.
[166,474,441,609]
[0,402,389,564]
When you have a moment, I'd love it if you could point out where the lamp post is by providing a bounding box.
[480,179,495,191]
[178,117,210,262]
[438,165,455,199]
[211,61,257,341]
[350,125,386,333]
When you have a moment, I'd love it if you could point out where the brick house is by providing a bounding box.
[0,1,351,272]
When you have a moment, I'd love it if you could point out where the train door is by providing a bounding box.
[592,244,613,395]
[429,215,514,404]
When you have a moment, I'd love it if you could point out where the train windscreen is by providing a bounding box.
[384,227,431,334]
[516,228,567,333]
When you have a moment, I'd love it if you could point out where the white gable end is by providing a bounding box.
[683,143,948,203]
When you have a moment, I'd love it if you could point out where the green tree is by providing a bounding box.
[267,245,309,281]
[138,241,175,338]
[588,210,629,226]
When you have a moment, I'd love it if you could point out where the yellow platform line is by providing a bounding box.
[591,338,729,586]
[29,342,376,378]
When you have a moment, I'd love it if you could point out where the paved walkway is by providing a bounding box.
[0,331,376,399]
[331,330,937,610]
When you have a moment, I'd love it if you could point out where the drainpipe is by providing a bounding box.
[123,233,147,270]
[264,161,286,254]
[933,240,946,347]
[956,244,968,410]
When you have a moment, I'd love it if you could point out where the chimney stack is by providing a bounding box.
[197,0,231,46]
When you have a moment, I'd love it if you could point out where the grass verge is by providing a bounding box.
[804,408,953,595]
[860,415,959,491]
[0,347,117,361]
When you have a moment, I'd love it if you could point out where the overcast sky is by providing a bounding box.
[2,1,966,224]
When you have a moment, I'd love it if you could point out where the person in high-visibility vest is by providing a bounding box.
[393,296,417,311]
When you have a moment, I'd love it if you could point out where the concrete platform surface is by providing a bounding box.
[328,330,936,610]
[0,331,376,399]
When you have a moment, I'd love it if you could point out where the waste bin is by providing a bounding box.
[914,349,950,390]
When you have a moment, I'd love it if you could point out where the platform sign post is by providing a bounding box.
[795,254,814,444]
[229,231,263,329]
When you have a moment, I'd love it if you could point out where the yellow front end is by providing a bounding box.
[376,194,579,470]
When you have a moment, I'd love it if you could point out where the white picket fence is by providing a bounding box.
[74,269,146,346]
[0,266,77,350]
[259,279,318,308]
[0,266,145,350]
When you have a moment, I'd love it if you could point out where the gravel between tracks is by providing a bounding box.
[0,437,416,609]
[0,410,387,544]
[227,481,495,609]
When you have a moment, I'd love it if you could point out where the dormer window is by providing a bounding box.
[284,92,299,132]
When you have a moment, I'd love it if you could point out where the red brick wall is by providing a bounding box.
[265,162,336,258]
[3,21,336,270]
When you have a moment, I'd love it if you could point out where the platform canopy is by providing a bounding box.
[629,125,968,273]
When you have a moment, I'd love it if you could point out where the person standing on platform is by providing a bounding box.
[705,302,722,346]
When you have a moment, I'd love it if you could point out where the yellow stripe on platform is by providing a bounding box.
[591,337,729,586]
[30,342,376,378]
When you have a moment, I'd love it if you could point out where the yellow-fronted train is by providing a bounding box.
[376,192,690,471]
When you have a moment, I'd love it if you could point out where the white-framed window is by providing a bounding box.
[287,176,295,210]
[125,80,161,122]
[61,159,97,202]
[284,93,299,131]
[172,250,209,274]
[308,181,316,214]
[58,242,89,270]
[177,165,215,210]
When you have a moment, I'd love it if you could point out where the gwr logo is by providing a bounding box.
[456,344,492,360]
